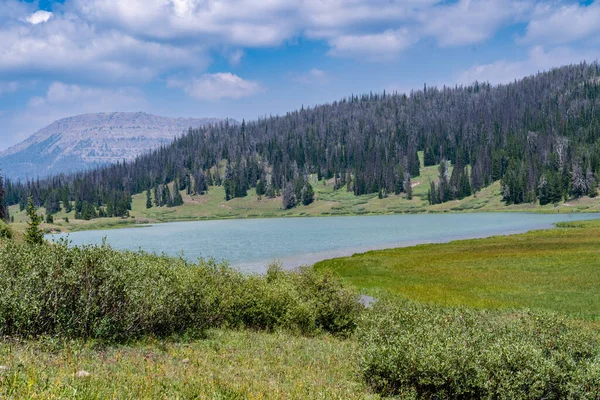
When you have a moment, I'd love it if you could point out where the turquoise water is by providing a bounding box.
[48,213,598,273]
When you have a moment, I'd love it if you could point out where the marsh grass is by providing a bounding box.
[316,219,600,319]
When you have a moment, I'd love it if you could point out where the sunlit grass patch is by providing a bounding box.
[316,219,600,319]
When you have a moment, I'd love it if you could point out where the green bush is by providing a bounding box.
[0,221,12,239]
[358,299,600,399]
[0,240,361,341]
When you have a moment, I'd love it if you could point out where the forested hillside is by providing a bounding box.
[4,62,600,219]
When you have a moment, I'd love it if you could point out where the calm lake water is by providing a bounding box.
[48,213,598,273]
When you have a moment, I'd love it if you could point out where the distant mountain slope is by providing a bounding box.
[0,112,230,180]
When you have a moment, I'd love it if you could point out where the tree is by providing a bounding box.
[146,189,153,209]
[25,197,44,245]
[161,184,171,207]
[256,179,266,198]
[62,188,72,213]
[170,188,184,207]
[154,185,161,207]
[424,147,436,166]
[282,182,296,209]
[0,175,7,222]
[193,171,208,195]
[403,172,413,200]
[301,180,314,205]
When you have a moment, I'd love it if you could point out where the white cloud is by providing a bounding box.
[456,46,600,85]
[0,0,548,86]
[293,68,329,84]
[25,10,52,25]
[523,1,600,45]
[0,16,206,83]
[168,73,261,101]
[328,29,417,60]
[422,0,532,47]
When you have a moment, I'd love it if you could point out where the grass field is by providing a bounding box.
[9,153,600,234]
[316,219,600,320]
[0,330,377,399]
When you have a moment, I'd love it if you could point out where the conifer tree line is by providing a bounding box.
[3,62,600,218]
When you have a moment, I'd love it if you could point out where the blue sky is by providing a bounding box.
[1,0,599,151]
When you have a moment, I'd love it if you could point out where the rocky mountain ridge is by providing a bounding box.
[0,112,231,180]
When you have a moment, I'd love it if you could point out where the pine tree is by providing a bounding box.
[161,185,171,207]
[25,197,44,245]
[256,179,266,197]
[146,189,152,209]
[62,188,72,213]
[0,175,7,222]
[403,172,412,200]
[154,185,161,207]
[282,182,296,209]
[301,180,314,205]
[170,188,184,207]
[424,147,436,166]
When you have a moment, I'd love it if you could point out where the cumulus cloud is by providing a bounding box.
[168,73,261,101]
[456,46,600,85]
[328,29,417,60]
[522,1,600,45]
[0,0,553,86]
[25,10,52,25]
[292,68,329,84]
[0,15,206,84]
[422,0,532,47]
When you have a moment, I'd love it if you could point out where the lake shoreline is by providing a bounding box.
[42,206,600,235]
[47,213,600,274]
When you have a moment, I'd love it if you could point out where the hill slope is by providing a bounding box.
[0,112,228,180]
[4,63,600,218]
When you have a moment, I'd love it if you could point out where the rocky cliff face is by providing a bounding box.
[0,112,230,180]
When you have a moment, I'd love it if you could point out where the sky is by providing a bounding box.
[0,0,599,151]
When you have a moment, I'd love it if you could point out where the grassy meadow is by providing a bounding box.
[316,219,600,320]
[1,330,374,399]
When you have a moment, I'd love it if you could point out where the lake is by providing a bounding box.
[48,213,598,273]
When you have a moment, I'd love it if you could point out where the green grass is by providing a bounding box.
[316,219,600,320]
[0,330,377,399]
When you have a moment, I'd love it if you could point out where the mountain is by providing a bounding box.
[0,112,230,180]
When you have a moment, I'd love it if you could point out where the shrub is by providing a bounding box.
[0,221,12,239]
[358,299,600,399]
[0,240,361,341]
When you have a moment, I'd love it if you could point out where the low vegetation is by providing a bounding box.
[0,239,360,340]
[0,330,373,399]
[359,300,600,399]
[316,218,600,319]
[3,215,600,397]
